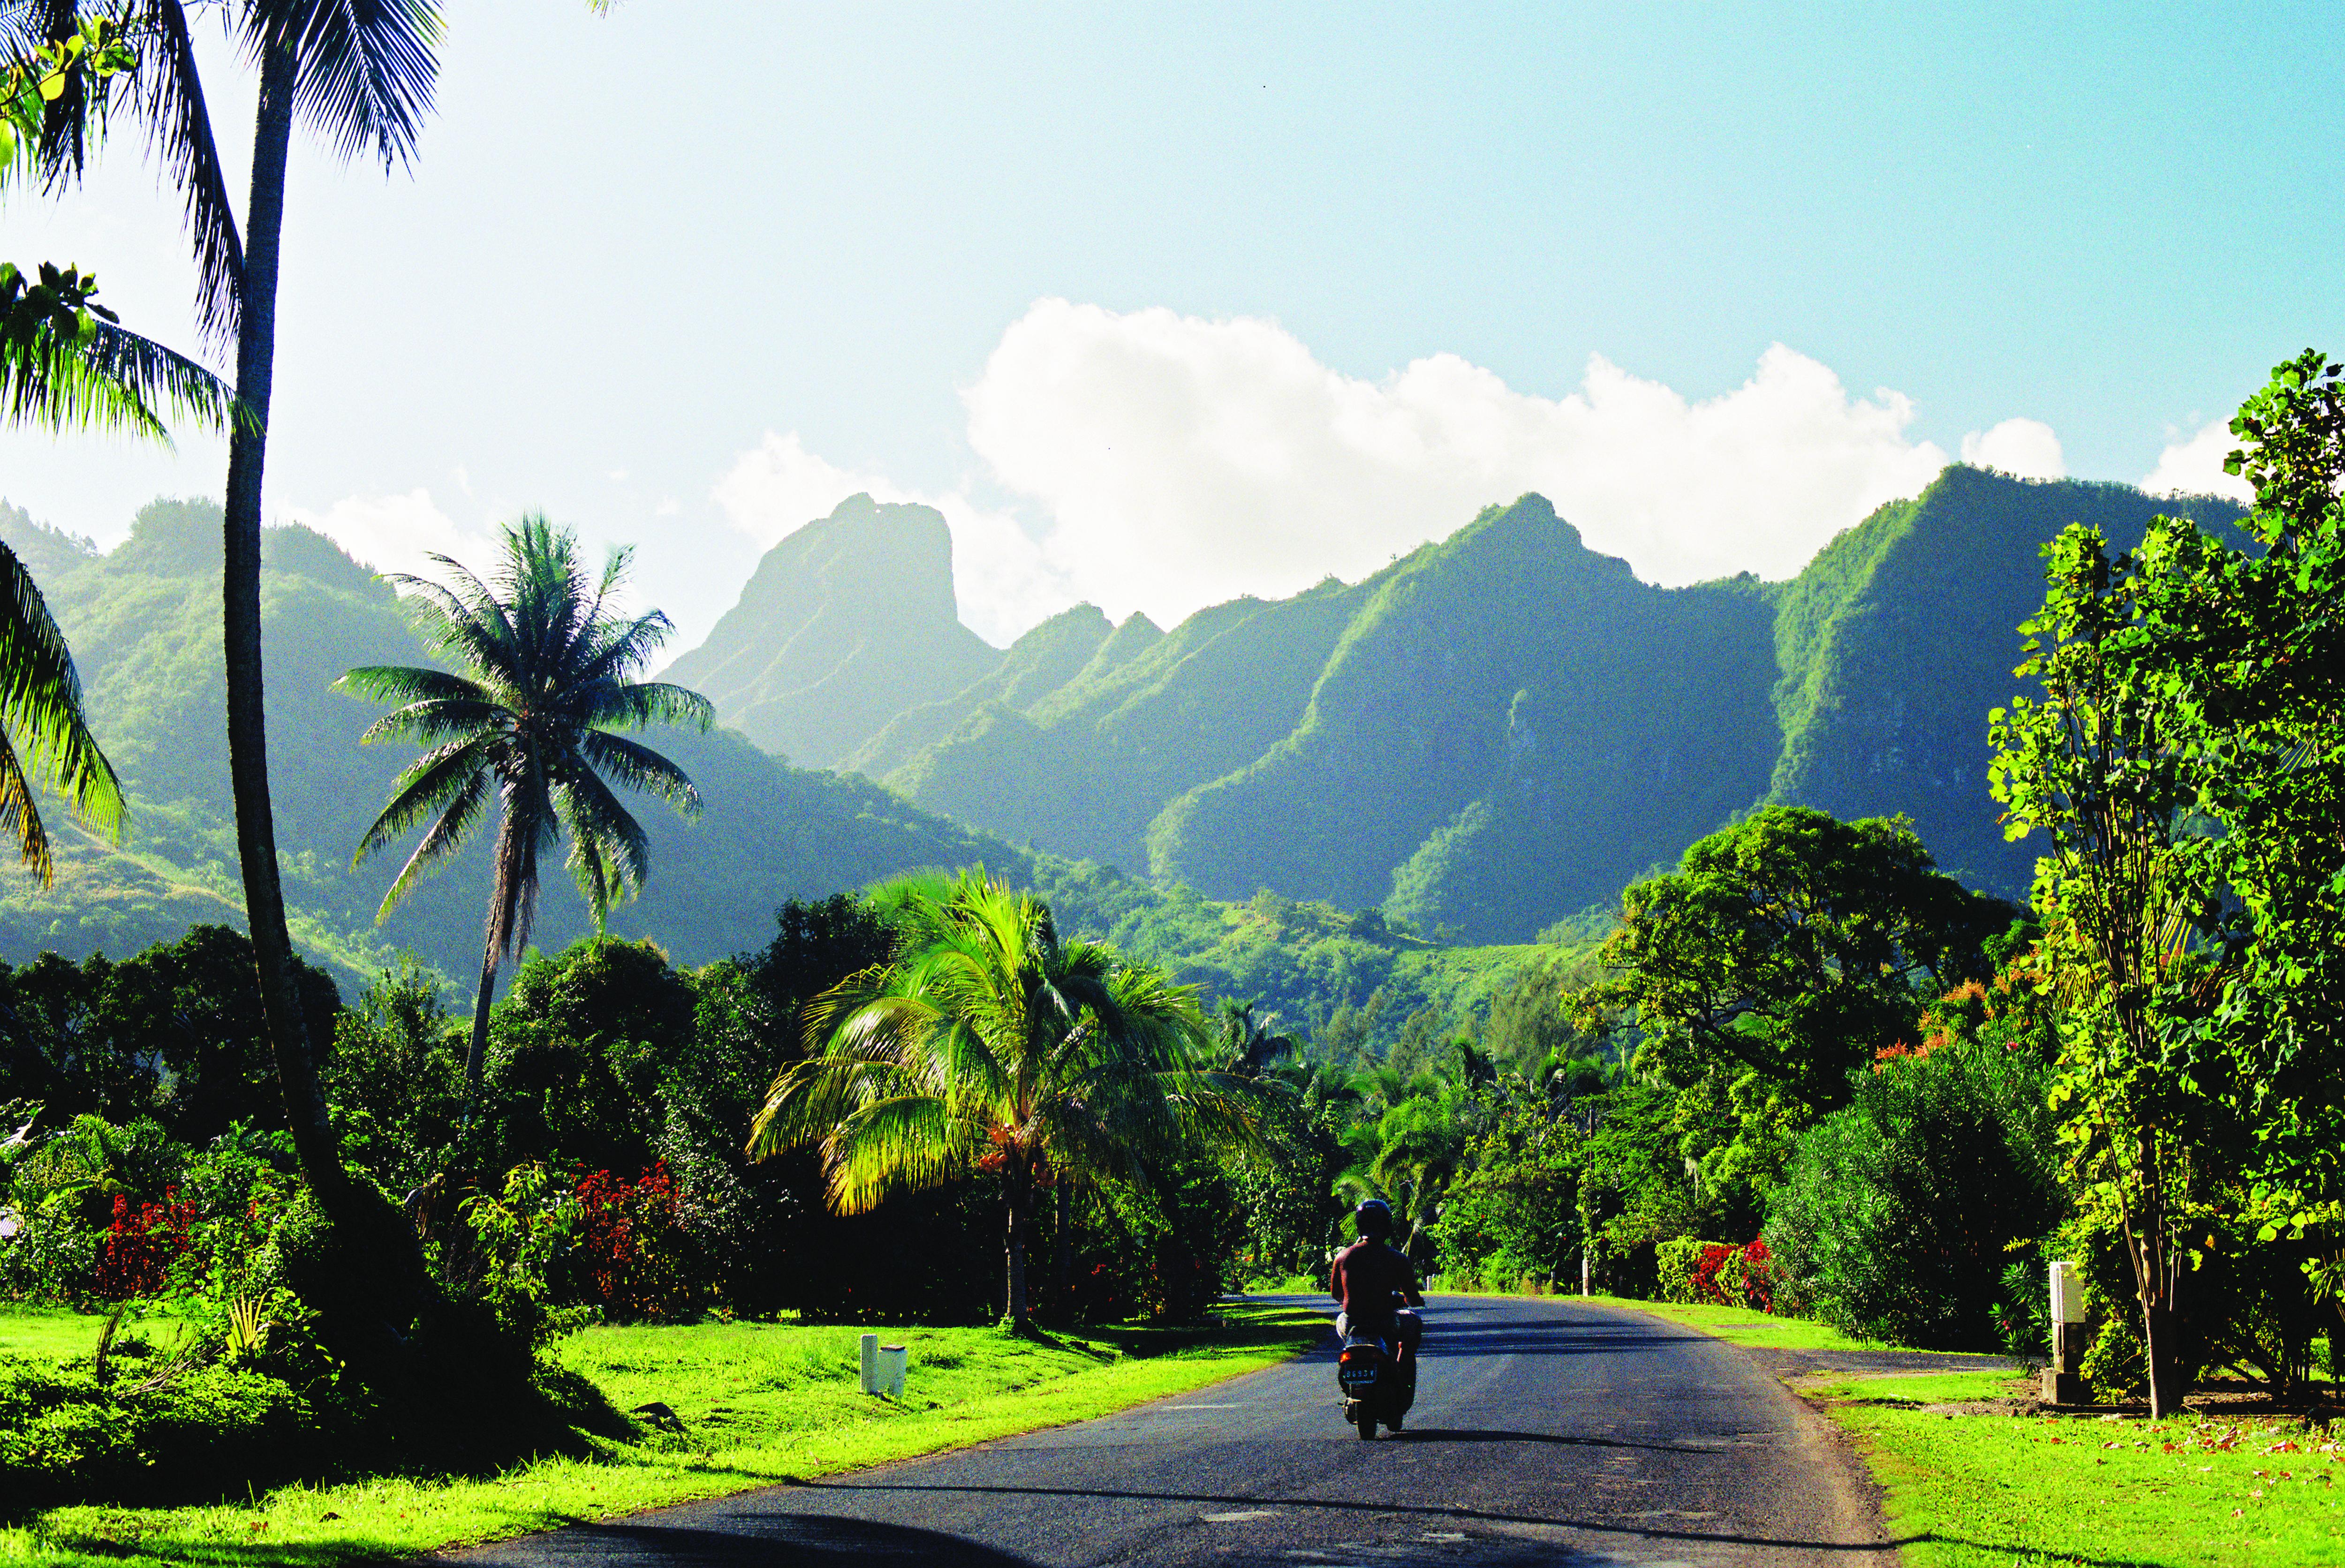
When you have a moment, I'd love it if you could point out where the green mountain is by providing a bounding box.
[1761,467,2242,893]
[684,470,2242,943]
[0,499,1016,985]
[659,493,1001,767]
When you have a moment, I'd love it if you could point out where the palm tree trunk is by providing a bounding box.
[223,43,333,1192]
[1004,1164,1032,1334]
[222,43,428,1369]
[464,949,498,1115]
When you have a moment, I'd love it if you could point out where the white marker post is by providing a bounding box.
[2043,1261,2089,1405]
[860,1332,879,1395]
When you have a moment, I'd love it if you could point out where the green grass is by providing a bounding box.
[1566,1292,1947,1356]
[1811,1373,2345,1567]
[1,1304,1326,1568]
[0,1304,191,1361]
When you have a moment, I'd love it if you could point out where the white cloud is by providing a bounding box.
[960,300,1957,625]
[709,432,1076,646]
[709,301,2154,643]
[2141,416,2254,502]
[282,489,499,584]
[1959,418,2065,480]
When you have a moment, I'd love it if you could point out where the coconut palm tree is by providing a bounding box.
[337,516,713,1122]
[749,870,1264,1333]
[5,0,442,1236]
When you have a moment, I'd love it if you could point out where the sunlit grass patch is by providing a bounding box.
[1572,1292,1941,1355]
[2,1303,1326,1568]
[1819,1384,2345,1567]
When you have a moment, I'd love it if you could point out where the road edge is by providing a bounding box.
[1565,1296,1907,1568]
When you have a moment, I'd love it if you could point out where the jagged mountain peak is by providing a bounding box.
[663,493,1001,768]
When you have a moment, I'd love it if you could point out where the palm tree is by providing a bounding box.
[6,0,441,1244]
[338,517,712,1120]
[749,870,1263,1334]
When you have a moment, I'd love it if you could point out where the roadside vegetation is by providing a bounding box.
[3,1302,1322,1568]
[1810,1369,2345,1567]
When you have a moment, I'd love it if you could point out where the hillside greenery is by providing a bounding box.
[678,473,2243,943]
[0,498,1021,986]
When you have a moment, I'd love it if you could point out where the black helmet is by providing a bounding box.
[1354,1198,1393,1239]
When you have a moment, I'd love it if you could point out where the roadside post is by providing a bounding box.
[2043,1261,2090,1404]
[860,1332,909,1397]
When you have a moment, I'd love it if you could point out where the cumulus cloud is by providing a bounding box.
[1959,418,2065,480]
[2141,416,2254,502]
[960,300,1957,625]
[710,431,1076,646]
[709,301,2131,641]
[283,489,500,585]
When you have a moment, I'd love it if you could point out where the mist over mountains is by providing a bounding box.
[674,470,2242,942]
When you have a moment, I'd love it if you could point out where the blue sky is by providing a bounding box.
[2,1,2337,644]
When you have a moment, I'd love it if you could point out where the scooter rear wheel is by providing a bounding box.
[1355,1410,1377,1440]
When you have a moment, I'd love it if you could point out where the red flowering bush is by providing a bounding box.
[1736,1238,1776,1312]
[1689,1243,1737,1305]
[92,1189,199,1299]
[575,1163,689,1321]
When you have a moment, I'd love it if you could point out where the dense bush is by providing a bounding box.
[1764,1040,2061,1350]
[0,1358,310,1507]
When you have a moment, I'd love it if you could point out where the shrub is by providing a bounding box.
[93,1189,200,1298]
[1763,1040,2061,1350]
[575,1164,690,1322]
[0,1360,308,1506]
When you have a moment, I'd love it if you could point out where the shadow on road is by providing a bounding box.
[796,1476,1911,1556]
[1415,1320,1710,1360]
[1393,1427,1716,1454]
[459,1514,1029,1566]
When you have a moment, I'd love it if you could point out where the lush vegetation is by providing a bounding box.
[673,474,2246,944]
[2,1304,1324,1567]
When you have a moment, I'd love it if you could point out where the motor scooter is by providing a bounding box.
[1333,1325,1415,1439]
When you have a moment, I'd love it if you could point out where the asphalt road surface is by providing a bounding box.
[449,1293,1898,1568]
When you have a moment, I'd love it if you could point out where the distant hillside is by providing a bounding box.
[0,498,1019,984]
[682,470,2244,942]
[661,494,1002,767]
[1762,467,2242,891]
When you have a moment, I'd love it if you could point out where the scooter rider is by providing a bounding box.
[1330,1199,1424,1360]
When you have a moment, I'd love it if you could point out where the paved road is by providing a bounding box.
[451,1294,1898,1568]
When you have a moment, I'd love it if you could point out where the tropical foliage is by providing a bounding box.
[338,517,712,1111]
[749,869,1262,1330]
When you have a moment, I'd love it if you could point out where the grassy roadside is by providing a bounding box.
[1813,1371,2345,1567]
[1565,1292,1911,1355]
[2,1304,1326,1568]
[1550,1297,2345,1567]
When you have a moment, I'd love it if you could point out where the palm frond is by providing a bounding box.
[242,0,439,170]
[573,608,678,687]
[577,677,713,733]
[353,734,488,864]
[0,538,122,884]
[335,663,485,706]
[0,277,241,442]
[579,729,700,814]
[370,759,484,918]
[552,762,649,924]
[133,0,244,348]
